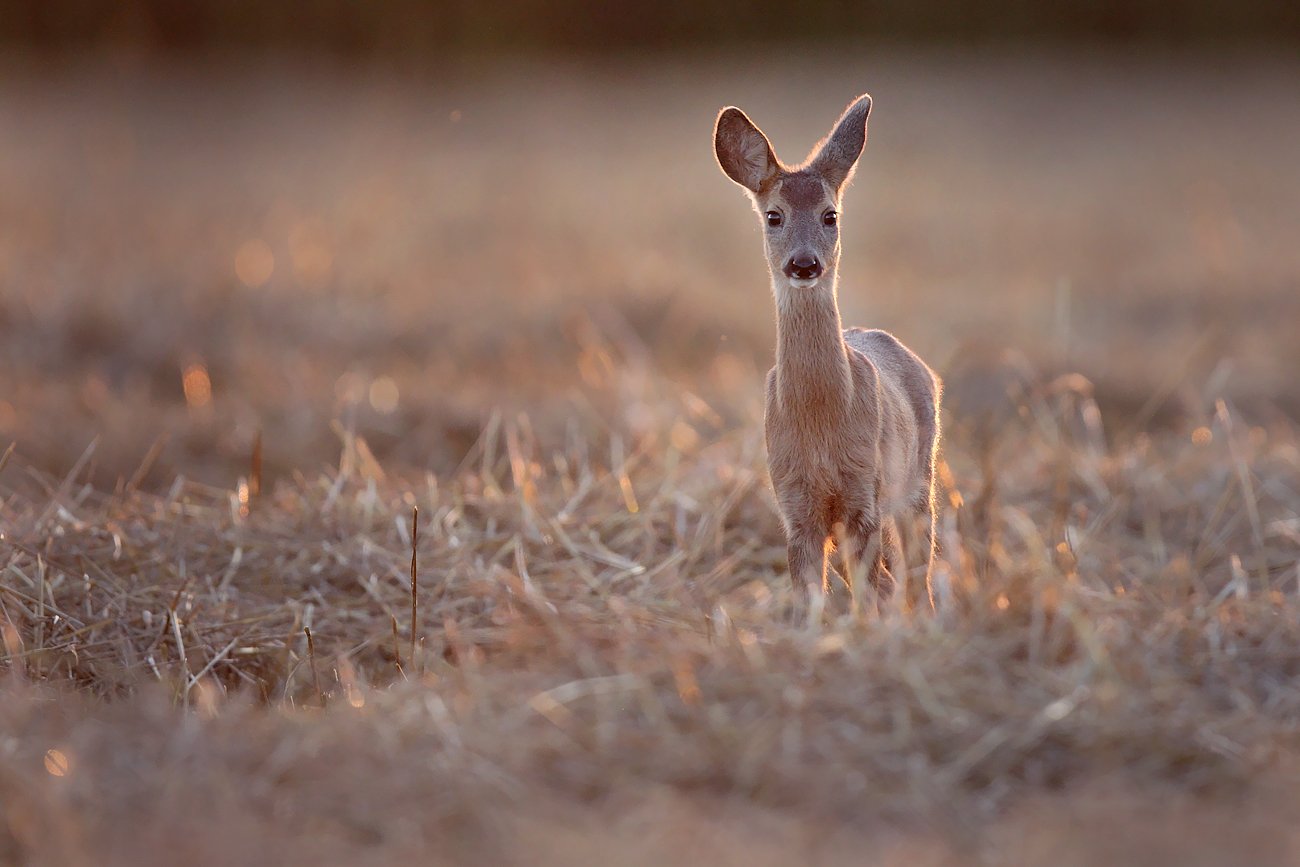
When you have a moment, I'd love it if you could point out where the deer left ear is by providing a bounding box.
[810,94,872,190]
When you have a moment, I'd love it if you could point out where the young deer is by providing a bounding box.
[713,94,941,612]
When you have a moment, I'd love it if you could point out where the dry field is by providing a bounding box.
[1,48,1300,864]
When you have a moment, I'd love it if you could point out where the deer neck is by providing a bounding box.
[773,278,852,413]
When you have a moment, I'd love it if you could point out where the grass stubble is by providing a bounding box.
[2,346,1300,865]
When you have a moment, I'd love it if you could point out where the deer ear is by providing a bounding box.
[714,107,780,194]
[810,94,872,190]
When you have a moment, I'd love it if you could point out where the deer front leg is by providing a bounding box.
[786,527,830,627]
[843,515,897,611]
[786,528,829,596]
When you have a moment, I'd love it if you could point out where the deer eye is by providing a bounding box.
[765,211,783,228]
[822,210,838,227]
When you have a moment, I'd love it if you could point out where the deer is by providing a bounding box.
[713,93,942,615]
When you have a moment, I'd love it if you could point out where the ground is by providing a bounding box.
[1,48,1299,865]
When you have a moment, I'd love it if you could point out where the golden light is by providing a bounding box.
[182,362,212,410]
[672,657,700,706]
[368,377,400,414]
[234,239,275,288]
[619,473,639,514]
[1,622,23,657]
[288,222,333,287]
[193,679,221,718]
[44,749,70,777]
[669,420,699,452]
[337,656,366,709]
[995,594,1010,610]
[236,479,250,518]
[1192,426,1213,446]
[334,372,367,405]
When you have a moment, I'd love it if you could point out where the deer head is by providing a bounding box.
[714,94,872,297]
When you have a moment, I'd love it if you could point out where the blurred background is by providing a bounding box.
[1,0,1297,489]
[5,0,1300,51]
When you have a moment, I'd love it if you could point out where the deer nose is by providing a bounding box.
[783,254,822,281]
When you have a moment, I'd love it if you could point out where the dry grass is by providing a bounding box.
[2,48,1300,864]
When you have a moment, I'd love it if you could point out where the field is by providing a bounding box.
[2,48,1300,864]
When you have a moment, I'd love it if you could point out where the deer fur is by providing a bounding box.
[713,94,942,611]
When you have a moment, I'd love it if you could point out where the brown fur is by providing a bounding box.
[714,94,942,611]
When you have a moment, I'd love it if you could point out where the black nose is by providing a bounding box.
[783,254,822,281]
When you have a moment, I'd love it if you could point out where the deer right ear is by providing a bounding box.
[809,94,872,190]
[714,107,780,194]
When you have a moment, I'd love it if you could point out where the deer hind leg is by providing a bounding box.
[909,471,939,613]
[920,501,938,611]
[895,509,934,614]
[894,512,917,608]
